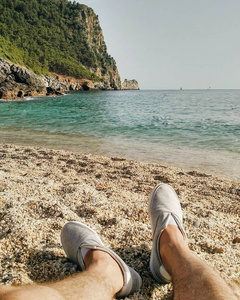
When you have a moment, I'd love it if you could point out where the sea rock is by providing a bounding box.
[121,79,140,90]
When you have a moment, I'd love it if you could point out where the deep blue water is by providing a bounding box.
[0,90,240,179]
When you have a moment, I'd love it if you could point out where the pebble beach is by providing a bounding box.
[0,143,240,299]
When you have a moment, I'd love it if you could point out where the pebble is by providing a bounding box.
[233,237,240,244]
[213,247,225,254]
[204,241,211,249]
[193,220,201,228]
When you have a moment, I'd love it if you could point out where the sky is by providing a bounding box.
[76,0,240,90]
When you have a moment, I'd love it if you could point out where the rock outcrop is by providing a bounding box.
[121,79,140,90]
[0,58,46,100]
[0,58,108,100]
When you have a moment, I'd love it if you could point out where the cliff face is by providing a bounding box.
[79,6,121,90]
[121,79,140,90]
[0,0,121,99]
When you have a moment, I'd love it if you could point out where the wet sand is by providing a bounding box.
[0,143,239,299]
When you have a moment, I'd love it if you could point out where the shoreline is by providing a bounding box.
[0,143,239,299]
[0,58,139,101]
[0,128,240,182]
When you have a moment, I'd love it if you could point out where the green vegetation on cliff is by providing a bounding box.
[0,0,117,80]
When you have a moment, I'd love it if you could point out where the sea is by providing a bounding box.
[0,89,240,180]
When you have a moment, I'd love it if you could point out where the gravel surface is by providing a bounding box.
[0,143,239,299]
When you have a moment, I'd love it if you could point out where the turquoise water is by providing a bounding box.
[0,90,240,179]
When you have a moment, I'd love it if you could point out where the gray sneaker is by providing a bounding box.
[148,184,187,283]
[61,221,142,297]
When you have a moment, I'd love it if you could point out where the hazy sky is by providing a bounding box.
[77,0,240,90]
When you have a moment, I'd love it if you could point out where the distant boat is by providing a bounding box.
[180,87,182,90]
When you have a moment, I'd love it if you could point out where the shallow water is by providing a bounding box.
[0,89,240,180]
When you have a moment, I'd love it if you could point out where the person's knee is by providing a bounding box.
[0,286,65,300]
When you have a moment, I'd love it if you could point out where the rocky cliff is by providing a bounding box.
[79,5,121,90]
[0,58,103,100]
[0,0,122,99]
[121,79,140,90]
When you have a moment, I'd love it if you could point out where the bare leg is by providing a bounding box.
[0,285,65,300]
[0,250,123,300]
[160,225,238,300]
[47,249,123,300]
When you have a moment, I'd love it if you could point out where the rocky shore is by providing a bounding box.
[0,143,239,299]
[0,58,140,101]
[0,59,108,101]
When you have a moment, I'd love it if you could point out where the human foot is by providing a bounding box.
[61,221,142,297]
[148,184,187,283]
